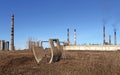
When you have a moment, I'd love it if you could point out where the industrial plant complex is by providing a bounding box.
[0,14,120,51]
[0,14,14,51]
[64,26,120,51]
[0,14,120,75]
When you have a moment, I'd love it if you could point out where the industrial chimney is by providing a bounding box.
[74,29,76,45]
[114,29,117,45]
[109,35,111,45]
[103,25,106,45]
[10,14,14,50]
[67,28,70,45]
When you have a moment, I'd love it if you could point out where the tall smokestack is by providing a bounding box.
[10,14,14,50]
[114,29,117,45]
[67,28,70,45]
[74,29,76,45]
[109,35,111,45]
[103,25,106,45]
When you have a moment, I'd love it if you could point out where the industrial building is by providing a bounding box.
[0,13,120,51]
[0,40,9,51]
[64,25,120,51]
[0,14,14,51]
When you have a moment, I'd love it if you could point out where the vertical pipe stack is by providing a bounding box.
[103,25,106,45]
[74,29,76,45]
[5,41,9,50]
[67,28,70,45]
[10,14,14,50]
[109,35,111,45]
[0,40,9,51]
[114,30,117,45]
[0,40,5,50]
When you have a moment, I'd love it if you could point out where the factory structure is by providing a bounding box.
[1,14,120,51]
[0,14,15,51]
[64,26,120,51]
[0,40,9,50]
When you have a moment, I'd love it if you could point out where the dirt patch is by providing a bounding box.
[0,50,120,75]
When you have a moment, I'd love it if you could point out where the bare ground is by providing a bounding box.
[0,50,120,75]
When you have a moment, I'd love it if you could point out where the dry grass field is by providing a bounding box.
[0,50,120,75]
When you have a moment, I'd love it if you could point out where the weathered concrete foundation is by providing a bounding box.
[63,45,120,51]
[32,39,62,64]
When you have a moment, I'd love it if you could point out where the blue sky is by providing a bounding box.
[0,0,120,49]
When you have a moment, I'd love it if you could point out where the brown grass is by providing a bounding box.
[0,50,120,75]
